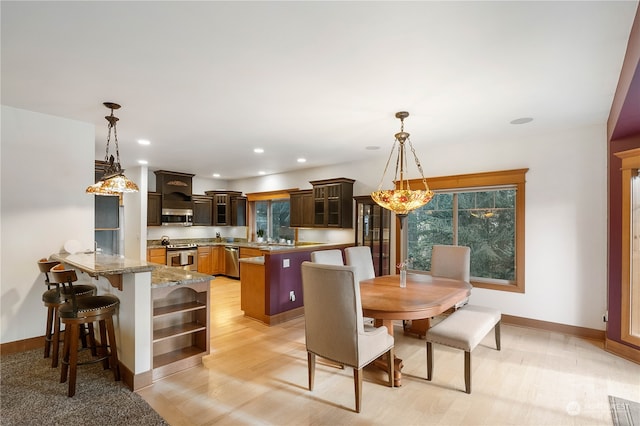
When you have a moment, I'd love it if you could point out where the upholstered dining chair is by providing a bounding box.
[431,244,471,282]
[310,249,344,265]
[432,244,471,312]
[344,246,375,284]
[301,262,394,413]
[344,246,376,325]
[405,245,472,337]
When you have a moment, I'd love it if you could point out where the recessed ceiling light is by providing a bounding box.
[258,171,266,175]
[510,117,533,125]
[138,139,151,145]
[213,173,221,178]
[137,160,148,165]
[366,146,380,150]
[254,148,264,154]
[297,158,307,163]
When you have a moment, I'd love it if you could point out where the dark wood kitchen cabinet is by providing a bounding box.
[205,191,243,226]
[311,178,355,228]
[154,170,194,210]
[192,195,213,226]
[147,192,162,226]
[154,170,194,196]
[289,189,314,227]
[230,196,247,226]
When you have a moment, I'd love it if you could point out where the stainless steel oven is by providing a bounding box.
[166,243,198,270]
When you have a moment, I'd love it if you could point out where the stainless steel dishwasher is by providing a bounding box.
[224,246,240,278]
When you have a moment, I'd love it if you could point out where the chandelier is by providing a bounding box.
[86,102,139,195]
[371,111,434,223]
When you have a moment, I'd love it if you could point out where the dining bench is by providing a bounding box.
[425,304,501,394]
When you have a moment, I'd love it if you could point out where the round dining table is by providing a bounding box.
[359,273,472,386]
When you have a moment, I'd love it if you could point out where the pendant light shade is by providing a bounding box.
[371,111,434,220]
[86,102,139,195]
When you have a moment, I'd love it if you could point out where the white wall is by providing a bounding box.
[232,124,608,330]
[1,106,95,343]
[123,165,149,261]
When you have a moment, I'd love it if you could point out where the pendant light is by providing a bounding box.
[86,102,139,195]
[372,111,434,274]
[371,111,434,226]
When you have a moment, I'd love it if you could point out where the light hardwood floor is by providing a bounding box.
[137,277,640,425]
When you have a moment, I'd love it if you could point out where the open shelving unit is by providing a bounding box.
[151,281,210,381]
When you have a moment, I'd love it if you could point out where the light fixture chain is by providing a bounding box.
[112,120,121,170]
[395,141,401,189]
[407,136,429,189]
[376,138,398,191]
[104,122,112,162]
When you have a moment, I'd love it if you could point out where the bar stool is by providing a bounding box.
[38,258,97,367]
[50,265,120,397]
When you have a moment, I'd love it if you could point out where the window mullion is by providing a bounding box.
[453,193,458,245]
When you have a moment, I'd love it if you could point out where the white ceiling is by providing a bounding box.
[2,1,637,180]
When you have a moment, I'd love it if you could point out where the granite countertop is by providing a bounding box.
[151,265,214,288]
[51,252,213,288]
[51,252,156,276]
[147,240,343,253]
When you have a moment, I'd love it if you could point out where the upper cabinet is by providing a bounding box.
[192,195,213,226]
[294,178,354,228]
[154,170,194,210]
[148,170,247,227]
[289,189,314,227]
[231,195,247,226]
[147,192,162,226]
[155,170,193,195]
[205,191,245,226]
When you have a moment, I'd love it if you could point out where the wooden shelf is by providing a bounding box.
[153,301,206,317]
[153,322,207,342]
[152,346,206,369]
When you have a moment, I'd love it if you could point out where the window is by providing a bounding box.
[247,189,297,243]
[403,169,527,292]
[255,199,294,242]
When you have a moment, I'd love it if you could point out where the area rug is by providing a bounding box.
[1,348,167,425]
[610,395,640,426]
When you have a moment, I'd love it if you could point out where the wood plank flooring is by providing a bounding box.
[136,277,640,425]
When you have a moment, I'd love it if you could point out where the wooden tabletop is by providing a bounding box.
[360,273,472,321]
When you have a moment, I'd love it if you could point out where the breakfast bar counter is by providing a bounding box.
[51,252,155,290]
[50,252,213,390]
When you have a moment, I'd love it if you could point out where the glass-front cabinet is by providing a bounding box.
[354,195,390,276]
[311,178,354,228]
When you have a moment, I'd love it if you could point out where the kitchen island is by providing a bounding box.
[51,252,213,390]
[238,243,352,325]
